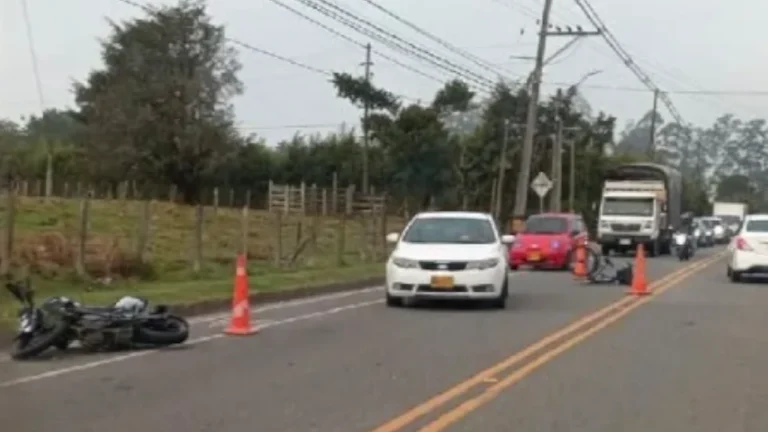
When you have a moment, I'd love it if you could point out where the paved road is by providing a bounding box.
[441,248,768,432]
[0,248,724,432]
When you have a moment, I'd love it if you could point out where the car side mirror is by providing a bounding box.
[501,234,516,244]
[570,230,579,237]
[385,232,400,243]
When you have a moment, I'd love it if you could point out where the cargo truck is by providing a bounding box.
[712,201,747,236]
[597,162,682,257]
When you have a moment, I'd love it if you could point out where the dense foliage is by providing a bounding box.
[0,0,761,223]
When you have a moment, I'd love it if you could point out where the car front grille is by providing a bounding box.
[611,223,641,232]
[418,261,468,271]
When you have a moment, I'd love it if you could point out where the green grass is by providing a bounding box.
[0,196,403,278]
[0,196,401,328]
[0,262,383,327]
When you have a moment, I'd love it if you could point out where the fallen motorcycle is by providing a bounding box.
[5,279,189,360]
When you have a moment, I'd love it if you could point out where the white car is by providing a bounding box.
[727,214,768,282]
[384,211,515,308]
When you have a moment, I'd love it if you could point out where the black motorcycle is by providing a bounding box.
[5,279,189,360]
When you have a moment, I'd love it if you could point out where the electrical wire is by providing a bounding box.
[356,0,513,78]
[266,0,445,85]
[289,0,496,90]
[571,0,687,125]
[20,0,46,110]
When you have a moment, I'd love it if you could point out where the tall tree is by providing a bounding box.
[73,0,243,202]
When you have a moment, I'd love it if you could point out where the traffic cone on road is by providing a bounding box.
[224,254,258,335]
[627,244,649,296]
[572,239,587,281]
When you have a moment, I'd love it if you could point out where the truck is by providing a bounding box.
[712,201,747,235]
[596,162,682,257]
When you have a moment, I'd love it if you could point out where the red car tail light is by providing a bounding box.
[735,237,753,251]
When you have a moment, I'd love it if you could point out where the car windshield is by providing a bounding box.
[602,197,654,216]
[708,219,722,226]
[745,220,768,232]
[700,219,715,228]
[523,216,568,234]
[401,217,497,244]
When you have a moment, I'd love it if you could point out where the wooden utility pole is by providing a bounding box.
[361,43,373,195]
[549,117,563,212]
[511,0,601,229]
[494,119,510,219]
[648,88,660,160]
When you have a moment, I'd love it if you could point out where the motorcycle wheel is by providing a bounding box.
[10,321,69,360]
[133,315,189,345]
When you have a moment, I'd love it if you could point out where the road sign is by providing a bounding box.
[530,171,553,198]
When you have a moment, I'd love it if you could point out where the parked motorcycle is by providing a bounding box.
[5,279,189,360]
[674,231,695,261]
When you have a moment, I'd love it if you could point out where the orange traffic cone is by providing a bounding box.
[224,254,258,335]
[572,239,587,280]
[627,243,649,296]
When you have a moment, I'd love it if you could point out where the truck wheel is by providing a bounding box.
[647,239,660,257]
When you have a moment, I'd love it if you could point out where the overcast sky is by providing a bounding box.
[2,0,767,143]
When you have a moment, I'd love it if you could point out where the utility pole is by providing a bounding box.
[648,88,659,160]
[494,119,510,219]
[361,43,372,195]
[569,134,582,212]
[511,1,601,230]
[549,117,563,212]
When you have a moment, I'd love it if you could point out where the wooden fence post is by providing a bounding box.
[273,212,283,267]
[1,185,16,276]
[336,210,346,266]
[75,192,92,279]
[241,191,251,256]
[135,199,151,263]
[192,204,204,274]
[331,172,338,214]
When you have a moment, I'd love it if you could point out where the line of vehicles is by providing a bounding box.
[382,162,752,308]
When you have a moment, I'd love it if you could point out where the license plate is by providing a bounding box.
[527,251,541,261]
[619,238,631,245]
[430,275,455,289]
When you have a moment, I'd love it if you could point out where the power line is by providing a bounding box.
[266,0,445,84]
[357,0,512,78]
[116,0,332,76]
[289,0,496,90]
[20,0,45,110]
[571,0,687,125]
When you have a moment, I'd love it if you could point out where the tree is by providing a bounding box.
[73,0,243,202]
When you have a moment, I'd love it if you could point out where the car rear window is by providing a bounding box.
[523,216,568,234]
[745,220,768,232]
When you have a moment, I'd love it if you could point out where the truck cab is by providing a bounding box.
[596,163,681,257]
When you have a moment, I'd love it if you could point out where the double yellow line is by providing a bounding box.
[370,251,727,432]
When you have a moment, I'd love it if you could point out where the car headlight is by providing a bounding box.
[467,258,499,270]
[599,221,610,229]
[642,221,653,229]
[714,226,724,234]
[391,257,419,268]
[694,228,701,237]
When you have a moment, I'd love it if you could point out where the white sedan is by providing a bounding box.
[727,214,768,282]
[384,211,515,308]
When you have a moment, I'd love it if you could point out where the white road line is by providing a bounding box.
[0,299,382,388]
[0,286,383,364]
[188,285,383,325]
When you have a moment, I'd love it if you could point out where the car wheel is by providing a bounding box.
[728,267,742,283]
[385,291,404,307]
[561,250,573,271]
[490,278,508,309]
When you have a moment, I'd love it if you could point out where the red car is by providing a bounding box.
[508,213,589,270]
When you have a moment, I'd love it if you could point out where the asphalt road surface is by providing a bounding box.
[0,247,739,432]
